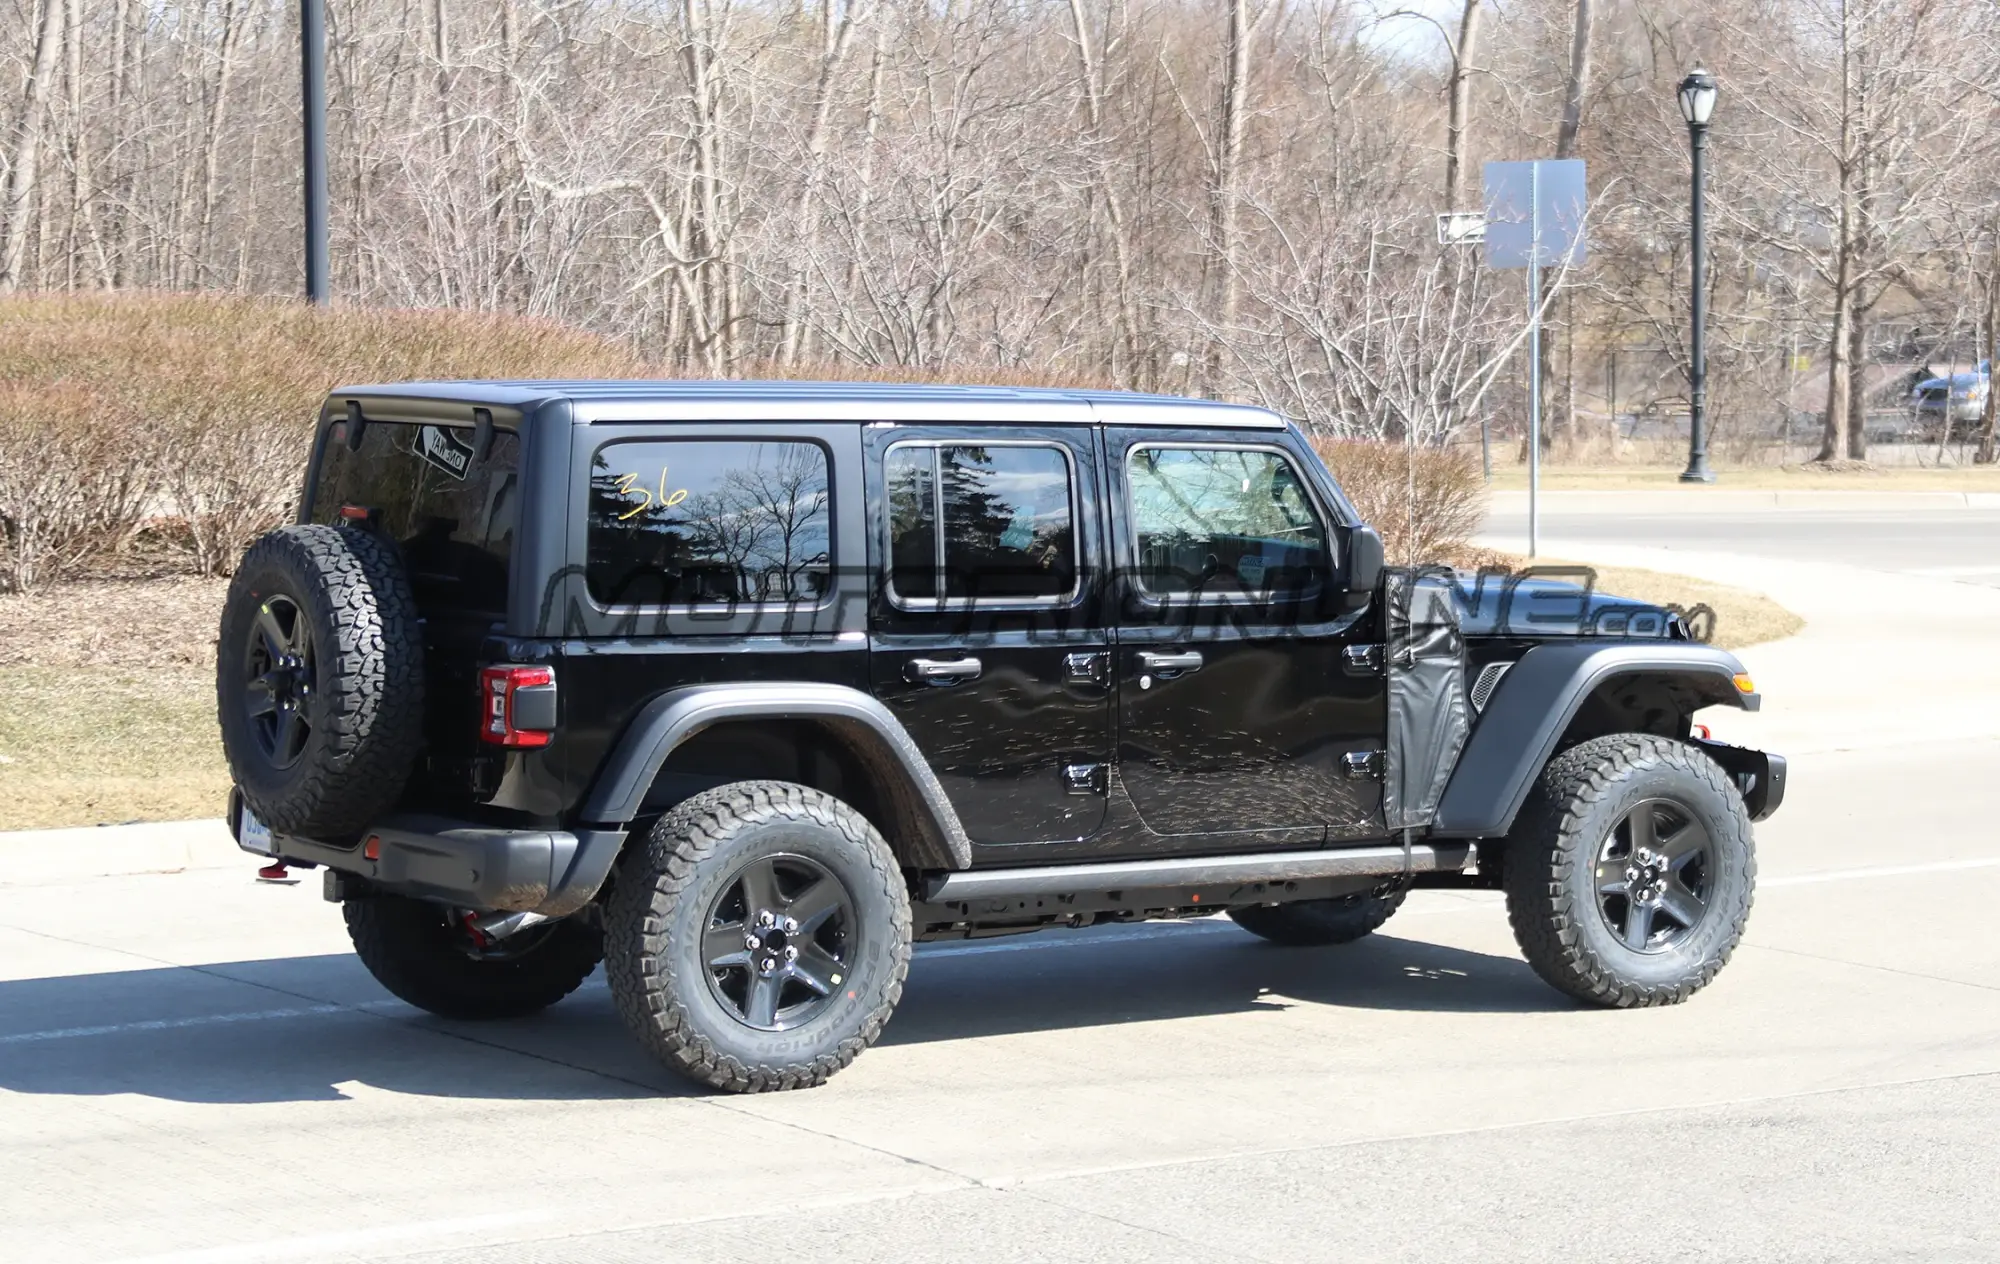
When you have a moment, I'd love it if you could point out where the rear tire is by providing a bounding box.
[1503,733,1755,1007]
[604,781,911,1093]
[345,896,602,1020]
[1228,888,1406,946]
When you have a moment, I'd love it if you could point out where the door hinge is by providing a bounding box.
[1062,763,1108,796]
[1063,651,1110,688]
[1342,750,1385,780]
[1342,644,1384,676]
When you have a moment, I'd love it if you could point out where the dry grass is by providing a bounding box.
[1486,463,2000,491]
[0,669,229,830]
[0,578,227,829]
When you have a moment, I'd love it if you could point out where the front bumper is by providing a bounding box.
[1691,738,1786,822]
[1913,400,1986,424]
[228,792,624,915]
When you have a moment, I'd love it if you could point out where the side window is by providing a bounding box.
[1126,446,1328,598]
[885,443,1078,605]
[586,440,831,606]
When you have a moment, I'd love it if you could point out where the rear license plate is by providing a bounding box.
[237,802,275,855]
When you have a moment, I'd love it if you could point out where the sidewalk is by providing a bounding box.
[0,817,238,885]
[1490,489,2000,513]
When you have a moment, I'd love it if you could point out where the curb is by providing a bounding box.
[0,818,242,886]
[1488,489,2000,514]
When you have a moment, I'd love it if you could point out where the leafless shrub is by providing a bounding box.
[1314,439,1488,565]
[0,383,156,592]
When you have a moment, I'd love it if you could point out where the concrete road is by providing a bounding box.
[6,522,2000,1262]
[1485,506,2000,586]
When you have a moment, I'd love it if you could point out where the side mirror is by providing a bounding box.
[1343,524,1384,611]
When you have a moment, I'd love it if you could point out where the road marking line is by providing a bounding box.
[94,1210,555,1264]
[0,1004,349,1046]
[1763,857,2000,887]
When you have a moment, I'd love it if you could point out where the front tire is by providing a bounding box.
[1503,733,1755,1007]
[604,781,912,1093]
[1228,888,1406,946]
[344,896,602,1020]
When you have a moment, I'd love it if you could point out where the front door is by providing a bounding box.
[867,425,1113,847]
[1106,429,1386,844]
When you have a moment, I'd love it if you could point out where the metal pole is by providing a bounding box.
[1680,120,1715,482]
[1528,161,1542,558]
[302,0,330,304]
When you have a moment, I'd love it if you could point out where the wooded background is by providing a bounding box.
[2,0,1996,460]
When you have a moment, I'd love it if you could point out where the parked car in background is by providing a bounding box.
[1911,360,1991,429]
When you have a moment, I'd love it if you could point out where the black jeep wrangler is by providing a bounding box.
[219,382,1785,1092]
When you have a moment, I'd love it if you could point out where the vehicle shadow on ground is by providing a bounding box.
[886,927,1563,1046]
[0,929,1565,1105]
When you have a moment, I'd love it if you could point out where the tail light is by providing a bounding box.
[479,665,556,748]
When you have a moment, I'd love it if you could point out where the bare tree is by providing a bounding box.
[0,0,66,292]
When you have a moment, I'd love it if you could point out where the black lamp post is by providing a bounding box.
[302,0,329,304]
[1677,66,1719,483]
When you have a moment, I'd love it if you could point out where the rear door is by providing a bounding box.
[866,424,1113,848]
[1105,427,1386,844]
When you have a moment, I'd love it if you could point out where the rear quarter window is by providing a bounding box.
[586,439,832,607]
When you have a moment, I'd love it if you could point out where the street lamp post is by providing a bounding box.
[302,0,329,305]
[1677,66,1718,483]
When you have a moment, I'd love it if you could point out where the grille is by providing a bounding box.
[1470,661,1514,712]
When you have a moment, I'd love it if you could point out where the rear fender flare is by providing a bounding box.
[578,682,972,871]
[1431,642,1758,839]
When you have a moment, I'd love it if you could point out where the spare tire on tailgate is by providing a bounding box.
[217,524,425,840]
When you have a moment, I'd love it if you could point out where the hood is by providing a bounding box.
[1451,572,1685,640]
[1915,368,1990,392]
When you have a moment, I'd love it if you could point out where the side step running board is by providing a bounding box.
[921,842,1473,903]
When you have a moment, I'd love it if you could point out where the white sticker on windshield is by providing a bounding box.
[418,425,473,480]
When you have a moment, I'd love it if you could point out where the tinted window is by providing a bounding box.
[587,440,831,606]
[885,446,939,600]
[1127,446,1327,597]
[885,443,1077,603]
[312,422,519,614]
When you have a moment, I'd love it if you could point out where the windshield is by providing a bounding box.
[308,420,520,617]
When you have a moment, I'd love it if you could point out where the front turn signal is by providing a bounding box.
[1732,672,1755,694]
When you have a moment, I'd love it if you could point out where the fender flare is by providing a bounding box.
[578,682,972,870]
[1430,642,1758,839]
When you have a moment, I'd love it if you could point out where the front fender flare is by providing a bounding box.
[578,681,972,870]
[1431,642,1757,839]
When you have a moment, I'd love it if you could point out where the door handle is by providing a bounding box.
[1137,650,1204,677]
[905,656,983,686]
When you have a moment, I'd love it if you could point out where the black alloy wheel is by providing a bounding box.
[1593,798,1713,954]
[604,780,912,1092]
[702,854,858,1031]
[242,595,317,770]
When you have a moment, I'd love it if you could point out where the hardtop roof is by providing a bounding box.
[327,379,1286,427]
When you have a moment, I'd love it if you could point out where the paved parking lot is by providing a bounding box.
[4,507,1999,1263]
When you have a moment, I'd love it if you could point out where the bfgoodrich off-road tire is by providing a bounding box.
[1503,733,1756,1008]
[217,524,425,840]
[1228,888,1408,946]
[604,781,912,1093]
[345,896,602,1020]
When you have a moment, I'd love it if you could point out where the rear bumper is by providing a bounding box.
[229,795,624,915]
[1692,738,1786,822]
